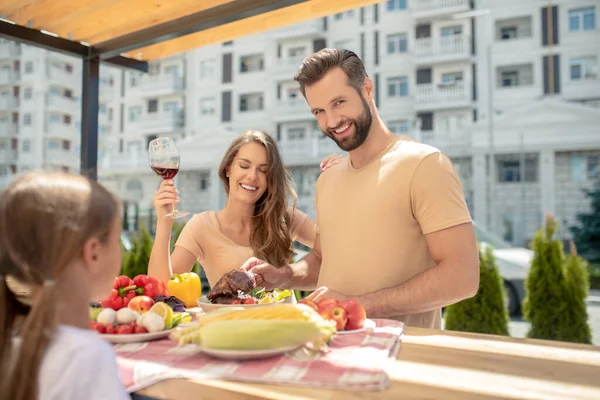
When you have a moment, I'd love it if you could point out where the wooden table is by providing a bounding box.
[135,326,600,399]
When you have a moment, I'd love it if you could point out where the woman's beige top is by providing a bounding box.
[175,208,316,287]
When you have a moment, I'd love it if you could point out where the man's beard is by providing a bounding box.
[323,95,373,152]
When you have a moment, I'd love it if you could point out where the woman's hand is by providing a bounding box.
[319,153,346,171]
[153,180,179,220]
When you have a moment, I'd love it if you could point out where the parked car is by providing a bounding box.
[292,221,532,316]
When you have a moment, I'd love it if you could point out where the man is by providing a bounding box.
[242,48,479,329]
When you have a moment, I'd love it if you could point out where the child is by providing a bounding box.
[0,171,130,400]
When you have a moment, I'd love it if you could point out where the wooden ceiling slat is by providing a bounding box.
[73,0,231,45]
[124,0,381,61]
[3,0,105,29]
[0,0,38,17]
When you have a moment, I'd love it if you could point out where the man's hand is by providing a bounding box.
[240,257,290,291]
[305,286,349,302]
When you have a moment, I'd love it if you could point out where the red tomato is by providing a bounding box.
[134,325,148,334]
[94,323,107,334]
[242,298,255,304]
[105,324,117,335]
[116,324,134,334]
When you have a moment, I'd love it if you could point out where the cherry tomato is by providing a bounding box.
[242,298,255,304]
[134,325,148,334]
[116,324,134,334]
[105,324,117,335]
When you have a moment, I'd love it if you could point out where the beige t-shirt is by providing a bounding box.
[315,138,472,329]
[175,208,316,287]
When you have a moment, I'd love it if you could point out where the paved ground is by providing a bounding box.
[508,293,600,345]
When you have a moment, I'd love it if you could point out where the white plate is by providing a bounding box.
[335,318,376,335]
[196,295,286,313]
[100,328,176,344]
[197,344,301,360]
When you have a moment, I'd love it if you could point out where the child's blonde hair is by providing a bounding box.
[0,171,120,400]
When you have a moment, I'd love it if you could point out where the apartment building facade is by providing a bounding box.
[3,0,598,247]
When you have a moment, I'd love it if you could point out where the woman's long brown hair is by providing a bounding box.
[0,171,119,400]
[218,130,298,268]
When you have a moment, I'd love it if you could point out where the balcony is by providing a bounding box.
[100,151,147,171]
[46,122,79,140]
[0,42,21,59]
[129,110,184,135]
[0,149,18,163]
[415,82,471,110]
[45,149,78,167]
[411,0,470,20]
[274,98,312,121]
[274,57,306,77]
[47,66,77,89]
[0,96,19,110]
[0,122,18,136]
[0,70,20,85]
[128,74,184,98]
[271,19,325,40]
[279,133,344,165]
[46,94,80,115]
[418,131,472,156]
[415,35,471,63]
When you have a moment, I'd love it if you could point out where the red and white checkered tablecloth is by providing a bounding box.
[114,319,404,393]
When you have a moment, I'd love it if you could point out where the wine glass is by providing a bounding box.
[148,137,189,219]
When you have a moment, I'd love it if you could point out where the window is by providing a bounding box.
[441,72,464,84]
[589,155,599,177]
[22,140,30,152]
[24,88,32,99]
[240,54,264,73]
[387,0,407,11]
[333,39,352,49]
[287,128,306,140]
[23,113,32,125]
[129,106,142,122]
[239,93,264,112]
[569,7,596,32]
[441,26,463,36]
[65,64,73,73]
[163,65,180,76]
[387,33,408,53]
[63,115,71,125]
[497,64,534,87]
[163,101,179,112]
[200,59,216,79]
[48,141,59,150]
[387,76,408,97]
[388,120,410,134]
[147,99,158,113]
[287,46,306,59]
[501,71,519,87]
[500,27,518,40]
[200,97,215,115]
[498,157,538,183]
[570,56,598,80]
[24,62,33,73]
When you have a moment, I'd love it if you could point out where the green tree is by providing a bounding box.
[570,179,600,264]
[523,213,592,344]
[120,226,154,278]
[444,245,509,335]
[563,241,592,344]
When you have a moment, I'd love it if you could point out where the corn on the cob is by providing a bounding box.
[197,303,323,326]
[177,318,336,350]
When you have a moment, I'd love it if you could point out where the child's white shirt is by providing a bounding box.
[13,325,130,400]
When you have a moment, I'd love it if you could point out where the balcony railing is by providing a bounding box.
[415,82,471,109]
[0,149,18,163]
[419,131,472,151]
[129,110,184,134]
[0,70,20,85]
[278,133,344,163]
[46,122,79,139]
[0,42,21,58]
[45,149,78,166]
[415,35,470,59]
[0,122,18,136]
[128,74,184,98]
[0,96,19,110]
[271,19,325,40]
[275,57,306,75]
[101,151,147,170]
[412,0,469,13]
[47,66,77,88]
[46,94,79,114]
[275,98,312,119]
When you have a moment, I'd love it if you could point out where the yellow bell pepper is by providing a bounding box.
[167,272,201,307]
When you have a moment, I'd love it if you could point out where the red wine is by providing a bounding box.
[151,165,179,180]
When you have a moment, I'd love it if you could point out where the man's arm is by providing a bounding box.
[358,222,479,318]
[241,234,323,291]
[281,234,323,290]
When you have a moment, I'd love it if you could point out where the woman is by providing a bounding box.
[148,130,342,288]
[0,171,128,400]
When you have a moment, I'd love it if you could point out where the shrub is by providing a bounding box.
[444,245,509,336]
